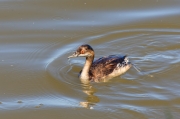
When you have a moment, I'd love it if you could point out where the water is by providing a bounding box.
[0,0,180,119]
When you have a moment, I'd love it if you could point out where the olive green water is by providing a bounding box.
[0,0,180,119]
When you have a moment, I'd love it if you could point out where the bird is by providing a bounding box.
[68,44,131,83]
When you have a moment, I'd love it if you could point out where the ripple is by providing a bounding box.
[46,26,180,85]
[43,29,179,118]
[1,0,180,118]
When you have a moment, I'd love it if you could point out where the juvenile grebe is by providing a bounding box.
[68,44,131,83]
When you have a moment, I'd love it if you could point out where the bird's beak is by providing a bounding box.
[68,52,78,59]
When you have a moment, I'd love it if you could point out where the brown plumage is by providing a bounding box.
[89,55,128,82]
[68,44,131,83]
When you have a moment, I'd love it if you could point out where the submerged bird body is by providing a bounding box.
[68,44,131,83]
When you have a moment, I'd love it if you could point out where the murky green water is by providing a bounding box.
[0,0,180,119]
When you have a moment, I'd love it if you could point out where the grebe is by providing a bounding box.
[68,44,131,83]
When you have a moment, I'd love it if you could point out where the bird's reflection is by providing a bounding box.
[80,83,99,109]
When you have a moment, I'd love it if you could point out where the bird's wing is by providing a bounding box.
[89,55,126,81]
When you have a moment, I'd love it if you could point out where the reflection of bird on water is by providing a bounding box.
[68,44,131,83]
[80,85,99,109]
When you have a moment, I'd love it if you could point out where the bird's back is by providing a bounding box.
[89,55,128,82]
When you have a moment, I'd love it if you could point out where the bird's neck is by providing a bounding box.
[80,56,94,83]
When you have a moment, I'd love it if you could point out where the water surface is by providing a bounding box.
[0,0,180,119]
